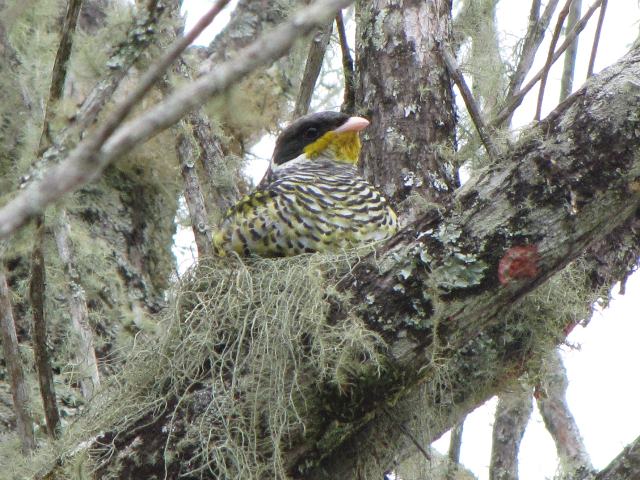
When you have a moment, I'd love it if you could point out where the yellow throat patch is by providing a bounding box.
[303,131,362,164]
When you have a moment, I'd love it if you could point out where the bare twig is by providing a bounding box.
[335,10,355,114]
[0,269,35,454]
[53,210,101,400]
[560,0,582,101]
[505,0,560,105]
[587,0,608,77]
[535,0,574,121]
[438,42,500,161]
[492,0,603,127]
[0,0,356,240]
[490,382,533,480]
[293,22,333,118]
[39,0,84,151]
[537,350,595,478]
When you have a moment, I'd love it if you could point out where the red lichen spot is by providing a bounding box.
[498,245,540,285]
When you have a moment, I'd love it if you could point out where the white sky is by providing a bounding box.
[178,1,640,478]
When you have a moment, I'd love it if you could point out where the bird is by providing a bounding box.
[213,111,398,257]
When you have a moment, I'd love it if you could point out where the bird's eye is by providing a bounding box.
[304,127,319,139]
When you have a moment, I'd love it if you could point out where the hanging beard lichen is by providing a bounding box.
[3,249,385,479]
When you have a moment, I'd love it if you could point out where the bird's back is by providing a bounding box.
[213,158,398,257]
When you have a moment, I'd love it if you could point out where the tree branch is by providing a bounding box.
[535,0,573,121]
[293,22,333,118]
[335,10,355,114]
[439,41,500,161]
[0,0,356,240]
[504,0,558,103]
[0,269,35,453]
[493,0,603,127]
[559,0,582,101]
[490,382,533,480]
[586,0,607,78]
[176,130,213,257]
[53,210,101,400]
[537,350,594,478]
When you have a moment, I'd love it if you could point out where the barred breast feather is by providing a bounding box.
[213,158,398,257]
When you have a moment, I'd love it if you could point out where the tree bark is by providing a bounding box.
[53,210,101,400]
[356,0,459,210]
[490,382,533,480]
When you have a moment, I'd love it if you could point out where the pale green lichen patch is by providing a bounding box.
[432,252,489,290]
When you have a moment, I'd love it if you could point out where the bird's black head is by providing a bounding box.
[271,111,367,166]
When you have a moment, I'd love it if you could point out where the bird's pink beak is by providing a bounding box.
[333,116,370,133]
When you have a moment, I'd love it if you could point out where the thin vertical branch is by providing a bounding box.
[535,0,574,121]
[490,382,533,480]
[505,0,560,104]
[492,0,603,127]
[0,269,36,453]
[30,220,61,437]
[39,0,84,152]
[335,10,355,114]
[53,211,101,400]
[293,22,333,118]
[537,350,595,478]
[439,42,500,161]
[559,0,582,101]
[587,0,607,77]
[176,130,214,257]
[30,0,85,439]
[446,418,465,479]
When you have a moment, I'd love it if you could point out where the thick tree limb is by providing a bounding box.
[356,0,459,209]
[0,0,356,240]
